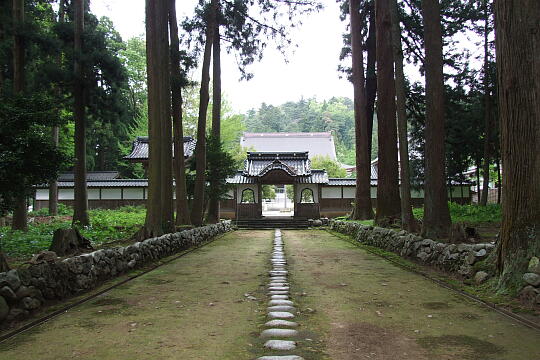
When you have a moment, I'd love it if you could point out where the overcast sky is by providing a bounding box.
[91,0,353,113]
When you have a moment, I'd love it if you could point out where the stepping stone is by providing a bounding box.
[269,290,289,295]
[264,340,296,351]
[271,295,289,300]
[260,328,299,338]
[268,282,288,287]
[268,286,290,291]
[269,300,294,306]
[265,319,298,327]
[268,305,296,313]
[257,356,304,360]
[270,277,287,281]
[269,271,288,276]
[268,311,295,319]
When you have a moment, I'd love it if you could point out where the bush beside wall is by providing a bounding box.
[0,221,232,325]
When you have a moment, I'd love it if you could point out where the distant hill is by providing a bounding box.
[244,97,378,164]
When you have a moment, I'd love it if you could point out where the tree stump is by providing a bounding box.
[0,251,10,272]
[49,228,93,257]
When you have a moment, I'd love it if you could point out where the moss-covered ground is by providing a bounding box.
[1,229,538,359]
[284,230,539,360]
[0,230,274,360]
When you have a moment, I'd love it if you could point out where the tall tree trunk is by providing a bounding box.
[207,12,221,224]
[72,0,89,226]
[11,0,27,232]
[169,0,191,226]
[494,0,540,291]
[375,0,401,225]
[496,156,501,204]
[480,0,491,206]
[350,0,374,220]
[420,0,451,239]
[476,157,481,203]
[142,0,174,237]
[365,2,377,160]
[191,0,217,226]
[390,0,416,232]
[48,126,59,216]
[49,0,65,217]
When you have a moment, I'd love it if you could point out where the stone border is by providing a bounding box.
[0,221,232,325]
[330,220,494,276]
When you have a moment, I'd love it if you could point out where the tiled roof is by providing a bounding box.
[244,152,311,177]
[36,179,149,188]
[297,170,329,184]
[124,136,196,161]
[58,171,120,181]
[226,172,257,184]
[327,178,378,186]
[240,132,337,160]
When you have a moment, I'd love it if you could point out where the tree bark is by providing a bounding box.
[349,0,374,220]
[48,126,59,216]
[207,10,221,224]
[420,0,451,239]
[49,0,65,217]
[142,0,174,237]
[191,0,217,226]
[494,0,540,291]
[496,156,501,204]
[375,0,401,225]
[480,0,491,206]
[390,0,416,232]
[365,3,377,160]
[169,0,191,226]
[72,0,89,226]
[11,0,27,232]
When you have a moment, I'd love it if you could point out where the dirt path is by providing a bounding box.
[0,230,274,360]
[284,230,540,360]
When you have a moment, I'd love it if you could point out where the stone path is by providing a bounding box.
[257,229,304,360]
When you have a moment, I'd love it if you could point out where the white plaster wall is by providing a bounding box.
[58,189,74,200]
[321,187,341,199]
[36,189,49,200]
[88,189,100,200]
[237,184,259,204]
[123,188,144,200]
[101,188,122,200]
[343,187,356,199]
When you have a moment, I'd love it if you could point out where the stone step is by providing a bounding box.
[263,340,297,351]
[268,311,295,319]
[264,319,298,327]
[257,356,304,360]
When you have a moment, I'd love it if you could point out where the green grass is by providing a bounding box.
[0,206,146,260]
[338,203,501,226]
[413,202,502,224]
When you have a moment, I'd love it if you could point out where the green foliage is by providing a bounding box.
[244,97,378,164]
[285,185,294,201]
[28,203,72,217]
[311,155,347,178]
[262,185,276,200]
[0,93,65,215]
[0,206,146,259]
[413,203,502,224]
